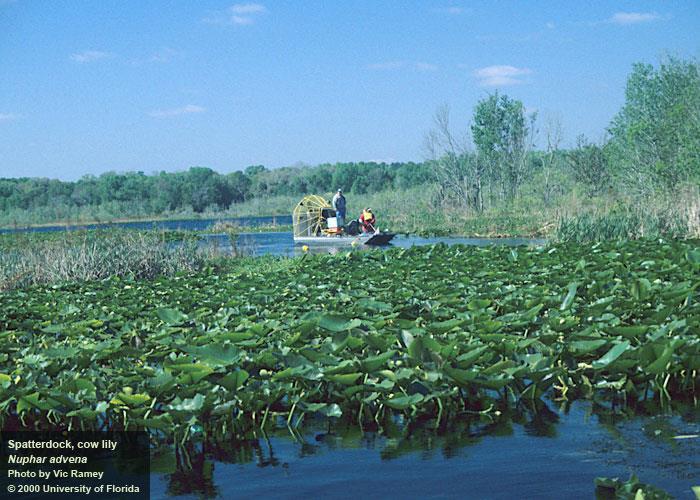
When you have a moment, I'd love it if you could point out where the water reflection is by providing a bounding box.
[164,452,218,498]
[152,398,700,499]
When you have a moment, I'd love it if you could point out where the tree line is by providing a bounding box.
[428,56,700,213]
[0,161,433,216]
[1,56,698,223]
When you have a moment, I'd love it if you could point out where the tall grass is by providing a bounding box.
[555,187,700,242]
[556,210,687,241]
[0,230,234,290]
[352,186,551,236]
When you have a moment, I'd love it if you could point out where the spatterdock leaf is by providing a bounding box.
[157,307,187,325]
[318,315,361,332]
[645,342,681,375]
[219,370,249,391]
[325,372,362,385]
[384,393,424,410]
[318,403,343,418]
[560,282,578,311]
[182,345,241,366]
[592,341,630,369]
[167,393,205,412]
[361,350,395,372]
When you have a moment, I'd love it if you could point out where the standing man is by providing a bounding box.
[332,189,346,229]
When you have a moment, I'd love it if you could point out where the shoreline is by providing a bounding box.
[0,213,291,231]
[0,213,556,239]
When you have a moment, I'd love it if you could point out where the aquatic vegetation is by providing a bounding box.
[0,240,698,447]
[0,230,229,290]
[385,211,548,238]
[556,204,696,242]
[207,220,293,234]
[595,475,674,499]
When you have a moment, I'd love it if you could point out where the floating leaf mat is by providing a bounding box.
[0,240,698,441]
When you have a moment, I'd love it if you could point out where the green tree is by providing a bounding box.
[567,135,610,197]
[226,171,251,203]
[607,57,700,195]
[472,92,536,205]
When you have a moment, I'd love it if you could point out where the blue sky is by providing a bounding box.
[1,1,698,180]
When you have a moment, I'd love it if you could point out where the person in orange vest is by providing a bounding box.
[359,208,377,233]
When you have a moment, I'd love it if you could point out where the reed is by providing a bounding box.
[555,189,699,242]
[0,230,236,290]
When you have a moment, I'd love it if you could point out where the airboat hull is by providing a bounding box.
[363,233,396,245]
[293,233,395,246]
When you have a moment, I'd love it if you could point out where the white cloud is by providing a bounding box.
[203,3,267,25]
[607,12,660,25]
[70,50,111,63]
[149,105,205,118]
[148,47,179,63]
[0,113,20,121]
[415,62,438,72]
[434,6,468,15]
[473,65,532,86]
[367,61,438,72]
[230,3,266,14]
[230,15,255,25]
[129,47,181,66]
[546,22,555,29]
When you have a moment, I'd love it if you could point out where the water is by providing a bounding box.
[203,232,547,257]
[149,400,700,499]
[0,215,293,234]
[1,215,547,256]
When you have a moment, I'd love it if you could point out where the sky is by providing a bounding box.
[0,1,698,180]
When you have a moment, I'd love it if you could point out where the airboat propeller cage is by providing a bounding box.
[293,195,337,237]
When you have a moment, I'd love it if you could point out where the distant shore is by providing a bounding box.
[0,213,291,231]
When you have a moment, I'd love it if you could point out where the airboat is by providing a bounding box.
[292,195,395,246]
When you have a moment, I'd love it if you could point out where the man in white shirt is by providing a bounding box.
[332,189,346,229]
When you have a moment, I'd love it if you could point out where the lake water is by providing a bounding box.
[149,400,700,499]
[205,232,547,257]
[0,215,293,234]
[0,215,547,255]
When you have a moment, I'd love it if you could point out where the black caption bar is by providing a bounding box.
[1,431,149,499]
